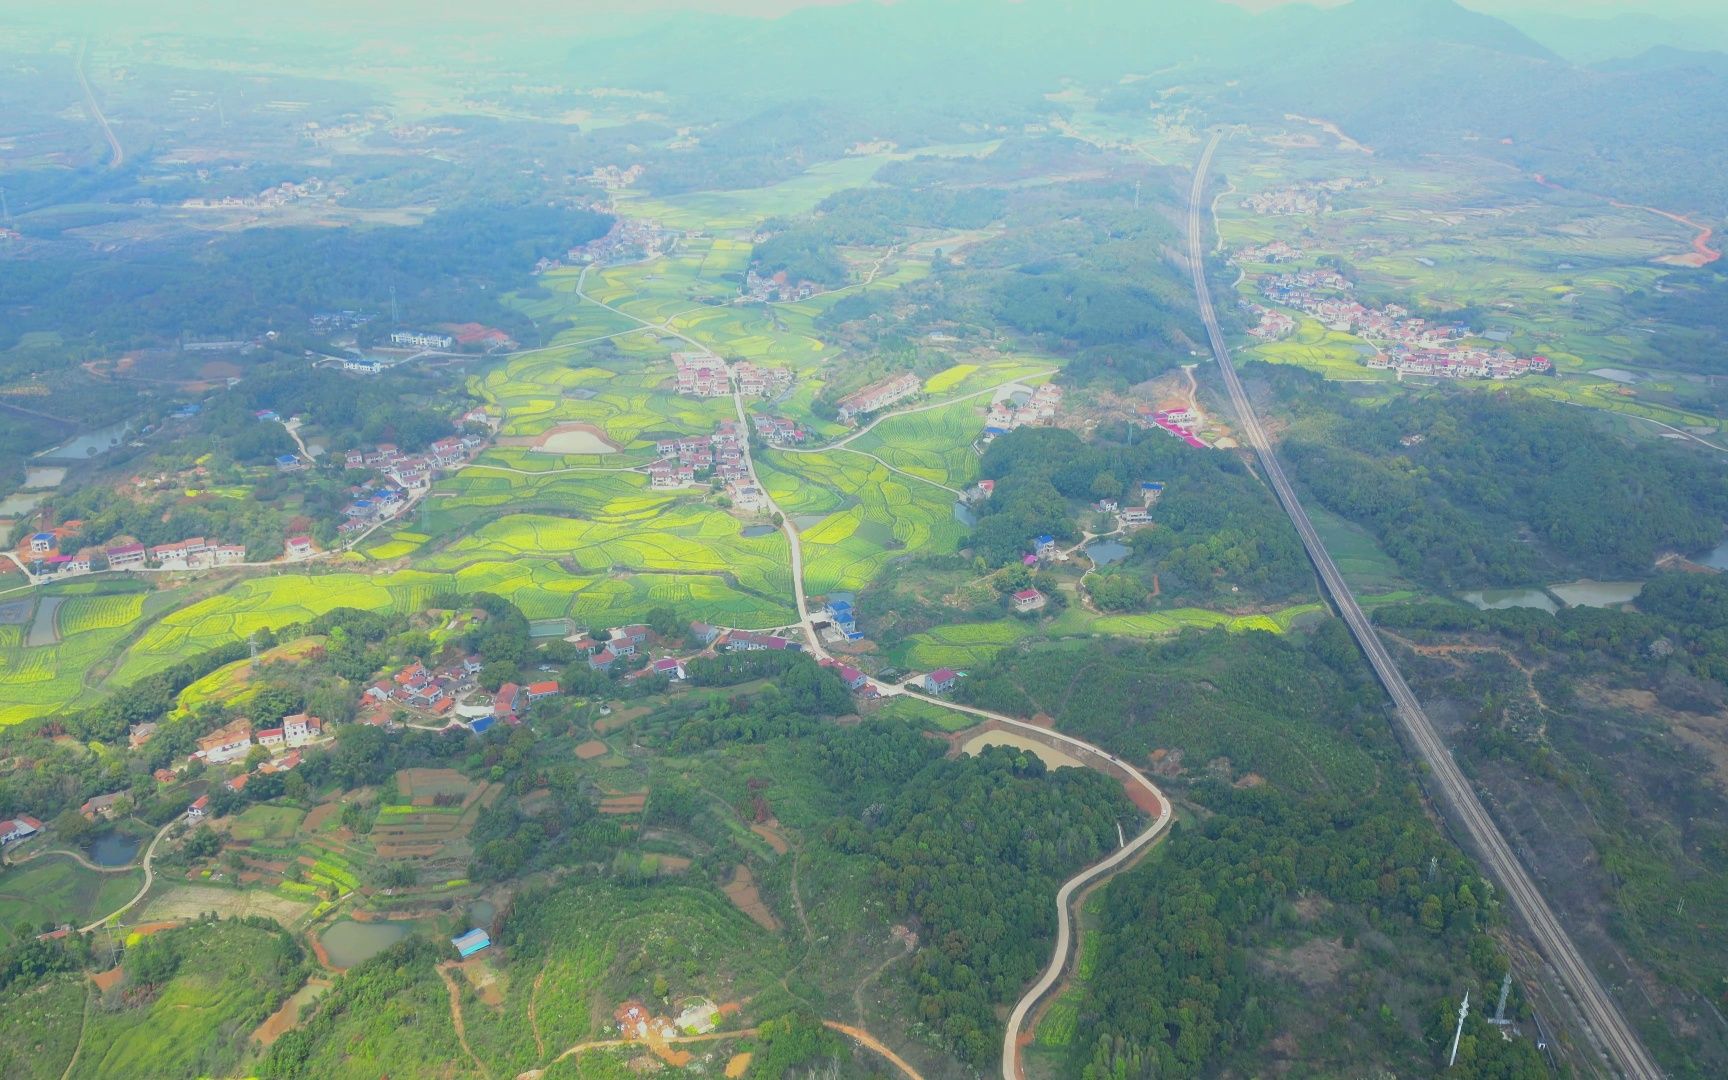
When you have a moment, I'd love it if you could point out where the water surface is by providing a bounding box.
[86,832,140,867]
[1549,580,1643,608]
[1458,588,1556,613]
[1086,540,1130,566]
[319,920,412,969]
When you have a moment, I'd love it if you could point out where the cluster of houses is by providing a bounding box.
[342,431,485,492]
[310,310,375,334]
[191,712,327,765]
[364,656,485,720]
[1242,177,1374,217]
[670,353,793,400]
[1090,480,1165,528]
[649,421,748,489]
[1231,240,1303,264]
[836,373,921,422]
[587,164,645,190]
[672,352,730,397]
[982,384,1062,442]
[180,178,329,211]
[751,413,807,446]
[1367,348,1552,380]
[744,268,820,303]
[1258,271,1552,380]
[88,536,246,573]
[545,217,673,270]
[1244,305,1298,341]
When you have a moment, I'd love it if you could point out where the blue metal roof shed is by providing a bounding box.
[452,929,491,957]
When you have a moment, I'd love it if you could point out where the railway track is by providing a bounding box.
[1185,131,1661,1080]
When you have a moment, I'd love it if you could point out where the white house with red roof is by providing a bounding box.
[1012,588,1046,613]
[0,816,43,845]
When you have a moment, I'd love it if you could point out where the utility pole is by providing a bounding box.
[0,185,11,228]
[1133,180,1141,211]
[1491,973,1513,1027]
[1448,990,1470,1067]
[389,284,399,326]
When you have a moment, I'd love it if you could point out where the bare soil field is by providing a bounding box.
[138,885,312,926]
[721,864,780,932]
[575,739,610,760]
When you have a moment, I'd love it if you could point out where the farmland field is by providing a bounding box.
[0,856,144,935]
[759,450,968,595]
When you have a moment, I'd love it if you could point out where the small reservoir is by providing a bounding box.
[319,920,412,969]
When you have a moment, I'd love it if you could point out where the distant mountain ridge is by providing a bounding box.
[566,0,1728,216]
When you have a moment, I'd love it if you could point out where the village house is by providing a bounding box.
[80,792,125,821]
[819,657,869,690]
[105,542,146,569]
[198,718,254,764]
[1012,587,1047,613]
[836,373,920,422]
[256,727,285,749]
[672,352,730,397]
[0,816,43,845]
[925,668,959,695]
[285,536,315,559]
[690,622,722,646]
[283,713,324,747]
[525,681,560,702]
[186,795,210,820]
[128,722,159,750]
[726,630,796,652]
[494,683,521,720]
[29,533,55,555]
[390,330,454,350]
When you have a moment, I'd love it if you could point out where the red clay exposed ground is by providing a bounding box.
[574,739,609,760]
[721,864,780,932]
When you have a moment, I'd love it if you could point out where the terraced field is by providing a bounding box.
[759,450,968,595]
[847,399,985,489]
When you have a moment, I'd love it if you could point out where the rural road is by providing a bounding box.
[1188,130,1661,1080]
[857,683,1173,1080]
[79,817,175,932]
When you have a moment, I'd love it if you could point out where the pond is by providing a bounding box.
[740,524,777,538]
[951,502,977,527]
[1459,588,1557,613]
[26,597,63,647]
[85,831,140,867]
[1086,540,1130,566]
[0,491,49,519]
[319,920,413,969]
[1700,539,1728,571]
[1588,367,1640,385]
[37,420,134,461]
[1549,580,1644,608]
[467,900,496,928]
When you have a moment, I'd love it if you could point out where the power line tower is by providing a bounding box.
[1448,989,1471,1067]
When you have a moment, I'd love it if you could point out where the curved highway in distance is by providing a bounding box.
[1187,131,1660,1080]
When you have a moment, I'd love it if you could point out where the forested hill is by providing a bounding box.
[567,0,1728,217]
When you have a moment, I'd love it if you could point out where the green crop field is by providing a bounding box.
[228,804,307,842]
[0,857,143,935]
[760,449,968,594]
[847,399,985,489]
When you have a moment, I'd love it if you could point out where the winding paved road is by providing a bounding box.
[78,818,175,932]
[1187,131,1660,1079]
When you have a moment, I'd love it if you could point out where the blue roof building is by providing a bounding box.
[452,928,491,957]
